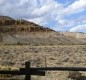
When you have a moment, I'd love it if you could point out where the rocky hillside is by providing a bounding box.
[0,16,86,45]
[0,16,54,33]
[60,32,86,38]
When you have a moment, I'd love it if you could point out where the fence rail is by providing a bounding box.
[0,61,86,80]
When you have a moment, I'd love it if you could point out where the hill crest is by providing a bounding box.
[0,16,54,33]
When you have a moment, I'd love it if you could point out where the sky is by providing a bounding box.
[0,0,86,33]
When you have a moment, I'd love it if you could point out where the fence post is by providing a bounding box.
[25,61,31,80]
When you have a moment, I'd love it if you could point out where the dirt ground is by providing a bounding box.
[0,45,86,80]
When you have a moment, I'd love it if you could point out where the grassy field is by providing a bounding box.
[0,45,86,80]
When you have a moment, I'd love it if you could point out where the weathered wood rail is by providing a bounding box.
[0,61,86,80]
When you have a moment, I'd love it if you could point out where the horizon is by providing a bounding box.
[0,0,86,33]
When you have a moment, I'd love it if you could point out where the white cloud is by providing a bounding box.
[0,0,63,25]
[53,0,86,32]
[70,24,86,32]
[58,19,75,27]
[76,16,86,24]
[62,0,86,15]
[29,16,49,25]
[0,0,41,18]
[31,0,57,17]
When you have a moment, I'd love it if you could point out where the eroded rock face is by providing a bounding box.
[0,16,54,33]
[0,16,55,45]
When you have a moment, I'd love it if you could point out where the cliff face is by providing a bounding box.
[0,16,54,33]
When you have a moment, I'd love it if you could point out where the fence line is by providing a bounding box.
[0,61,86,80]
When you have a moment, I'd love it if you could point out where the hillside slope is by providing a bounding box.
[0,16,86,45]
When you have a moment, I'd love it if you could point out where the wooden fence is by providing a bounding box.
[0,61,86,80]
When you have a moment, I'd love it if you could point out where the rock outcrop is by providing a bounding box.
[0,16,54,33]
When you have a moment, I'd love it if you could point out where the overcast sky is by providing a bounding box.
[0,0,86,33]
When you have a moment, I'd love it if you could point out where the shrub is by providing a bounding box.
[17,42,22,45]
[68,71,82,80]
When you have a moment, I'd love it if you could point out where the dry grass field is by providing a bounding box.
[0,45,86,80]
